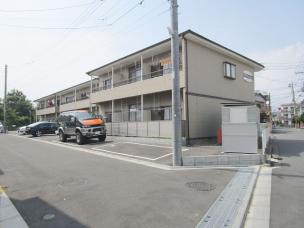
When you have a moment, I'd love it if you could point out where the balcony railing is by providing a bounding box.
[37,104,55,110]
[61,99,75,105]
[92,64,182,94]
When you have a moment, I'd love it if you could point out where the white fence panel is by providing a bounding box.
[127,122,137,136]
[261,127,271,154]
[147,121,160,137]
[159,121,172,138]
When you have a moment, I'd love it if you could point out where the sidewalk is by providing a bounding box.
[0,186,28,228]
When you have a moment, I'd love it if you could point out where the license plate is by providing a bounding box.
[95,131,101,135]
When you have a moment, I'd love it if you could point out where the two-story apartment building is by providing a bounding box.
[35,80,99,121]
[279,103,304,126]
[35,30,264,144]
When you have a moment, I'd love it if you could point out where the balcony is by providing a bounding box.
[60,98,90,112]
[36,106,56,116]
[91,67,184,104]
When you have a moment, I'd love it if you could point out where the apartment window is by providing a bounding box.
[151,106,172,121]
[128,64,141,82]
[103,79,112,89]
[163,63,172,74]
[128,104,139,122]
[65,96,74,104]
[224,62,236,79]
[151,63,163,78]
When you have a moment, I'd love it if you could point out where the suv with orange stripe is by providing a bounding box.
[57,110,106,145]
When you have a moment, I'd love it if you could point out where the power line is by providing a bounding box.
[99,0,134,21]
[7,0,104,68]
[39,1,167,72]
[0,1,99,13]
[106,0,145,26]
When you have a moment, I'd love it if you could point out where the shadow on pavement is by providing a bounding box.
[271,128,289,134]
[11,197,88,228]
[272,139,304,157]
[273,173,304,179]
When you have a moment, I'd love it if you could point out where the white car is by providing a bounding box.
[17,126,27,135]
[0,122,3,133]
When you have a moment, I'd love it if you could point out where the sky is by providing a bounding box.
[0,0,304,111]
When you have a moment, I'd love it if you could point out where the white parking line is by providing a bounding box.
[117,141,189,151]
[92,142,179,160]
[92,147,173,161]
[92,148,159,161]
[153,153,172,160]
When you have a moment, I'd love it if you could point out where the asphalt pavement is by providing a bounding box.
[270,128,304,228]
[0,134,235,228]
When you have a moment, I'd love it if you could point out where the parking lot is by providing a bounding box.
[13,132,222,166]
[0,133,236,228]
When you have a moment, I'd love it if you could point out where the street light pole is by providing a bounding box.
[169,0,182,166]
[3,64,7,133]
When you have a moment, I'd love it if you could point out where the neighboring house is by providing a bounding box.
[255,91,271,123]
[35,30,264,144]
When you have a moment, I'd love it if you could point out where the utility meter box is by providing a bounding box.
[222,105,259,153]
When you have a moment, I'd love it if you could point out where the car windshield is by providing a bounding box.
[75,112,96,121]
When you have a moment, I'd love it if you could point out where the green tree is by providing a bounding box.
[0,98,3,122]
[300,113,304,123]
[4,89,34,129]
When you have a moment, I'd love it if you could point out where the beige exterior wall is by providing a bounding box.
[188,96,229,138]
[36,106,56,116]
[59,99,90,112]
[185,39,256,139]
[186,39,255,102]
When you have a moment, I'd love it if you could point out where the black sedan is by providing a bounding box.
[25,122,58,137]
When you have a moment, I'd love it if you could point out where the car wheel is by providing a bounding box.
[98,135,106,142]
[59,131,67,142]
[76,131,85,145]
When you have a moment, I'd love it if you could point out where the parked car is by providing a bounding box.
[0,122,3,133]
[25,122,58,137]
[57,110,106,145]
[17,126,27,135]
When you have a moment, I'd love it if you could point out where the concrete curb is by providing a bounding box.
[234,166,261,227]
[196,166,260,228]
[244,166,272,228]
[183,154,263,167]
[0,186,28,228]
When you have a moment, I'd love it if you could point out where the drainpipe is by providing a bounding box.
[112,100,115,122]
[90,75,93,112]
[141,95,144,121]
[112,67,114,88]
[141,55,143,80]
[183,37,190,145]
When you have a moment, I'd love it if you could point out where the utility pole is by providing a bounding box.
[3,64,7,133]
[289,82,296,127]
[268,92,272,123]
[169,0,182,166]
[290,83,296,116]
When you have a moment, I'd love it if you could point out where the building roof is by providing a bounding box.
[35,30,265,102]
[87,29,264,76]
[34,80,91,102]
